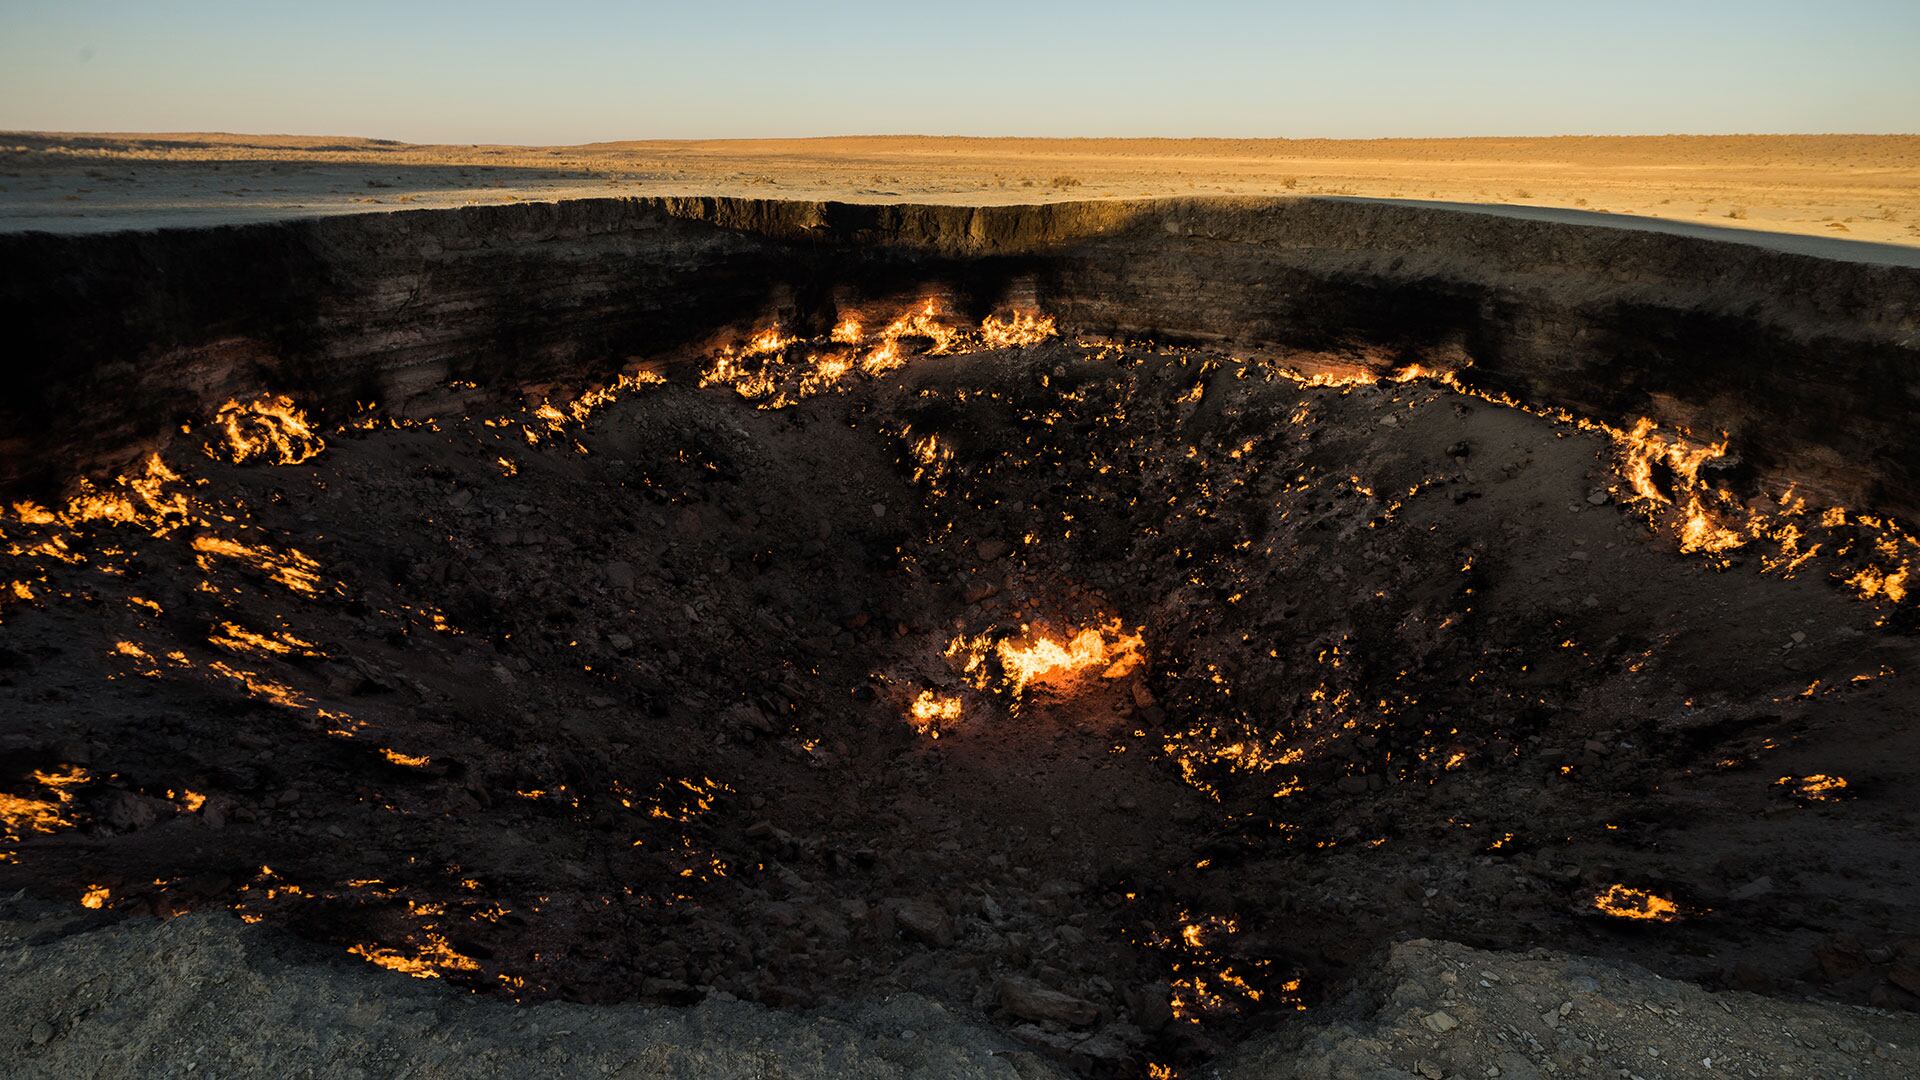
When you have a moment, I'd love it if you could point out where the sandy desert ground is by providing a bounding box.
[3,131,1918,247]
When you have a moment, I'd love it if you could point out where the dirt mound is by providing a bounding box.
[3,321,1919,1077]
[1221,938,1920,1079]
[0,900,1062,1080]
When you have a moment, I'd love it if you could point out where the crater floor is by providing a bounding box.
[2,320,1918,1077]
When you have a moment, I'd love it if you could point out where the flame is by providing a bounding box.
[945,632,995,688]
[980,310,1058,349]
[9,454,197,540]
[1616,418,1725,505]
[210,395,325,465]
[532,369,667,434]
[348,933,481,979]
[908,690,962,735]
[877,299,961,355]
[1141,910,1297,1023]
[700,300,1057,408]
[191,535,325,595]
[993,618,1145,696]
[208,660,316,711]
[1,765,89,843]
[0,792,71,839]
[1777,773,1848,801]
[208,621,319,658]
[907,432,953,487]
[1256,354,1919,604]
[1848,564,1909,604]
[1611,418,1748,555]
[79,884,110,909]
[860,336,903,376]
[1591,883,1681,922]
[745,327,794,355]
[382,749,431,768]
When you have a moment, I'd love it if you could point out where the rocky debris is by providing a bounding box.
[887,898,956,948]
[998,977,1102,1028]
[1220,939,1920,1080]
[0,905,1064,1080]
[6,908,1916,1080]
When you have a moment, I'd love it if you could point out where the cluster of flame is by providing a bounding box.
[900,618,1144,734]
[1777,773,1849,802]
[208,394,326,465]
[528,368,667,448]
[907,689,963,735]
[348,933,481,979]
[1266,359,1916,609]
[8,453,197,540]
[1132,910,1301,1025]
[700,300,1058,409]
[946,618,1144,694]
[1590,883,1683,922]
[1,763,202,870]
[0,765,89,856]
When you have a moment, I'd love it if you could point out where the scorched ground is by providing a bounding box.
[3,311,1918,1077]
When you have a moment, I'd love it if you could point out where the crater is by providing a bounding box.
[3,197,1919,1077]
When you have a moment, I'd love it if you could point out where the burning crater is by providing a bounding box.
[4,200,1920,1077]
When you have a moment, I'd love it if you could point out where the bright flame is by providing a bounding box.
[191,535,325,595]
[1848,564,1909,604]
[79,884,110,909]
[210,395,325,465]
[699,300,1056,408]
[993,618,1145,696]
[908,690,962,735]
[1,765,89,842]
[980,311,1058,349]
[1777,773,1848,801]
[208,621,319,658]
[877,299,961,355]
[1591,883,1681,922]
[348,933,481,979]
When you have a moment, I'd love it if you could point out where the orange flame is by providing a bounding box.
[1591,883,1681,922]
[908,690,962,735]
[1776,773,1848,801]
[191,535,325,595]
[210,395,326,465]
[980,310,1058,349]
[993,618,1145,696]
[348,933,481,979]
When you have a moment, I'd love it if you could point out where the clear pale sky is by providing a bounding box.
[2,0,1917,143]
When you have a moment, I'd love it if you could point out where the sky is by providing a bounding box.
[2,1,1917,143]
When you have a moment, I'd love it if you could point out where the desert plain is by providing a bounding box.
[3,131,1918,248]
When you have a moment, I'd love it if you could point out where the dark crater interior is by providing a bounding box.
[3,298,1919,1077]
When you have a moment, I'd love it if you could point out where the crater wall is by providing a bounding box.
[3,196,1917,514]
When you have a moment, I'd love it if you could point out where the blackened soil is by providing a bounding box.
[3,340,1918,1077]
